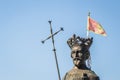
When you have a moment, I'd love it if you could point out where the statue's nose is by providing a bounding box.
[75,51,82,58]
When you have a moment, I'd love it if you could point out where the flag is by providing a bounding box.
[87,16,107,36]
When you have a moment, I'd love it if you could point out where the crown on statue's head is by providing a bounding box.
[67,34,93,50]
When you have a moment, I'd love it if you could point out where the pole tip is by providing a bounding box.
[60,27,64,31]
[41,40,45,44]
[88,12,90,16]
[48,20,52,24]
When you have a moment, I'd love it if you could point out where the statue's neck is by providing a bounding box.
[74,64,89,70]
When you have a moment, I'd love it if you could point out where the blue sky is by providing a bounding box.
[0,0,120,80]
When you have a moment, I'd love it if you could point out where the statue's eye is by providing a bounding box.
[78,52,81,56]
[78,52,83,57]
[72,51,75,54]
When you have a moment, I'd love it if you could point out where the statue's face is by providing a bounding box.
[71,45,85,67]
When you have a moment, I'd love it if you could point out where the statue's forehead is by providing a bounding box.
[72,46,81,51]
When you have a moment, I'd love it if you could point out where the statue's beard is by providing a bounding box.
[73,58,82,66]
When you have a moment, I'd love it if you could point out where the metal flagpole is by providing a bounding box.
[86,12,92,69]
[87,12,90,38]
[41,21,63,80]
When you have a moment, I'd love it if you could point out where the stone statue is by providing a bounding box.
[63,34,100,80]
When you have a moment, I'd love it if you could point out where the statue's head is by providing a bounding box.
[67,34,93,68]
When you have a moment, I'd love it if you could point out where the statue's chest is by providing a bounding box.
[65,70,99,80]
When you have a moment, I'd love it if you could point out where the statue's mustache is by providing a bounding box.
[73,57,82,60]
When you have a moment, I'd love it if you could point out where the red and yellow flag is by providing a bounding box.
[87,16,107,36]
